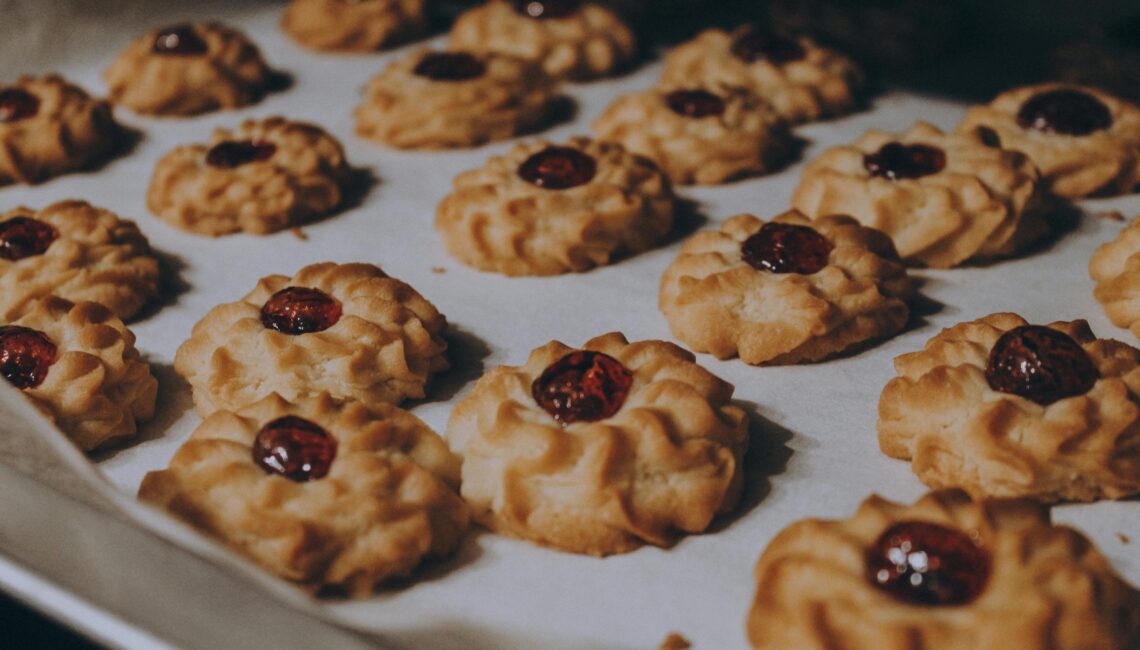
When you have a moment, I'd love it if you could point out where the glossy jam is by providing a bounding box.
[413,52,487,82]
[731,28,806,64]
[260,287,343,335]
[252,416,337,482]
[985,325,1099,405]
[1016,89,1112,136]
[517,146,597,189]
[152,24,208,55]
[205,140,278,169]
[532,351,633,425]
[512,0,582,19]
[741,222,833,274]
[866,521,991,606]
[0,326,57,389]
[664,89,726,118]
[0,217,58,261]
[0,88,40,123]
[864,142,947,181]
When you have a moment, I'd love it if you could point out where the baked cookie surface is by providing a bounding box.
[174,262,448,416]
[660,211,911,365]
[791,121,1046,268]
[104,22,275,116]
[878,312,1140,502]
[139,393,468,596]
[0,200,159,321]
[1091,216,1140,336]
[435,136,674,275]
[446,332,748,556]
[747,489,1140,650]
[282,0,426,52]
[957,83,1140,198]
[148,117,353,236]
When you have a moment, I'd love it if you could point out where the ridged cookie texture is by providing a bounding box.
[878,313,1140,502]
[282,0,425,52]
[174,262,448,416]
[1091,216,1140,337]
[747,489,1140,650]
[446,332,748,556]
[139,393,468,596]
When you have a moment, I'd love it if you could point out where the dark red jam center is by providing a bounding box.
[866,521,991,606]
[152,24,208,55]
[260,287,343,335]
[0,88,41,123]
[1016,89,1113,136]
[512,0,582,19]
[741,222,833,274]
[252,416,337,482]
[0,217,58,261]
[985,325,1099,405]
[864,142,947,181]
[517,146,597,190]
[532,351,633,425]
[0,326,57,390]
[731,28,806,64]
[413,52,487,81]
[205,140,277,169]
[665,89,726,118]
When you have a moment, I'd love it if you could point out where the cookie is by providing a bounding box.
[282,0,426,52]
[957,84,1140,198]
[448,0,636,81]
[1091,216,1140,337]
[0,200,159,321]
[147,117,353,236]
[174,262,448,416]
[878,313,1140,503]
[435,136,674,275]
[104,23,275,116]
[792,121,1046,268]
[1,296,157,451]
[446,332,748,556]
[747,489,1140,649]
[139,393,468,596]
[660,211,911,365]
[592,84,792,185]
[0,75,121,185]
[354,49,557,149]
[660,25,864,123]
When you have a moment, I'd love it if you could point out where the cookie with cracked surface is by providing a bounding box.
[878,312,1140,503]
[282,0,426,52]
[446,332,748,556]
[1091,216,1140,337]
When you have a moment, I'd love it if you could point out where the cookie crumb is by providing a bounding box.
[1095,211,1126,222]
[431,266,447,274]
[1118,532,1131,544]
[290,227,309,240]
[660,632,691,650]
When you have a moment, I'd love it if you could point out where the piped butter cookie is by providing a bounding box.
[282,0,426,52]
[1091,216,1140,336]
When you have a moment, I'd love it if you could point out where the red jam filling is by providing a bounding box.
[665,89,726,118]
[260,287,342,335]
[205,140,277,169]
[731,28,806,64]
[531,351,633,425]
[0,217,58,261]
[0,88,41,123]
[864,142,946,180]
[413,52,487,81]
[252,416,337,482]
[517,146,597,189]
[985,325,1099,405]
[512,0,582,19]
[152,24,208,55]
[741,222,833,274]
[1016,89,1112,136]
[0,325,57,389]
[866,521,991,606]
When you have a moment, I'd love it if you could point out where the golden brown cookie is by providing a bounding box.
[747,489,1140,650]
[147,117,353,236]
[282,0,426,52]
[660,211,911,365]
[791,121,1047,268]
[436,136,674,275]
[174,262,448,416]
[446,332,748,556]
[1,296,157,451]
[0,75,121,185]
[139,393,468,596]
[957,84,1140,198]
[660,25,864,123]
[878,313,1140,503]
[1091,216,1140,337]
[354,49,557,150]
[448,0,636,81]
[0,200,159,322]
[592,84,792,185]
[104,23,275,116]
